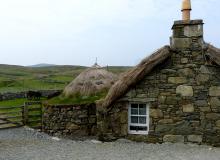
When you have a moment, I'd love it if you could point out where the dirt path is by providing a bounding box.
[0,127,220,160]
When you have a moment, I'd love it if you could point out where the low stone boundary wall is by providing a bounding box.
[0,90,62,101]
[43,103,97,137]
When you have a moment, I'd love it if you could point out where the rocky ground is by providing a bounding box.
[0,127,220,160]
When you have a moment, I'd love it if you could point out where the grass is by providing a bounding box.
[0,64,130,93]
[46,92,107,105]
[0,98,27,107]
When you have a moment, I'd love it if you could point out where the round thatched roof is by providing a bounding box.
[63,64,118,97]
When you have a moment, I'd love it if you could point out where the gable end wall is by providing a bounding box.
[99,49,220,146]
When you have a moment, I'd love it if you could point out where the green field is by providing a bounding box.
[0,64,130,93]
[0,98,44,129]
[0,65,130,129]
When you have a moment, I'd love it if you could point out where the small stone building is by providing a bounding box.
[43,64,117,137]
[97,18,220,145]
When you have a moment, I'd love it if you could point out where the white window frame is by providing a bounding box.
[128,103,149,135]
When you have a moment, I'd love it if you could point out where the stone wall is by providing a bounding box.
[97,48,220,146]
[0,90,61,101]
[43,103,97,138]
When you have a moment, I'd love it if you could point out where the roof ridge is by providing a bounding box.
[97,45,171,111]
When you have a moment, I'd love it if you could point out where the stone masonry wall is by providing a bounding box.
[0,90,61,101]
[43,103,97,138]
[99,48,220,146]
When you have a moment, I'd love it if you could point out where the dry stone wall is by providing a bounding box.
[0,90,61,101]
[43,103,97,138]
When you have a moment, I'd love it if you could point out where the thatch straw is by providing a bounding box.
[98,45,171,111]
[206,43,220,65]
[63,65,118,97]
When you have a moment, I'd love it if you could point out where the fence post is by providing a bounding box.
[23,102,28,126]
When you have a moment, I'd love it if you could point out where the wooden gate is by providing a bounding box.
[0,106,23,129]
[23,101,43,130]
[0,101,42,130]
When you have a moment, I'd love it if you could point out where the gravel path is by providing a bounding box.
[0,127,220,160]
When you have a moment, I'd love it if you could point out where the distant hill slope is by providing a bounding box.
[0,64,131,93]
[28,63,56,67]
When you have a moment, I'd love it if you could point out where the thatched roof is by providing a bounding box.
[98,44,220,111]
[98,45,171,111]
[63,64,118,97]
[205,44,220,65]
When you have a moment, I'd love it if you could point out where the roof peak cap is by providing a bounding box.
[182,0,191,10]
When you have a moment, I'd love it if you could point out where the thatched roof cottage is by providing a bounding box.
[97,0,220,146]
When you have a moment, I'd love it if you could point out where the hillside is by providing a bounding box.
[28,63,56,67]
[0,64,131,93]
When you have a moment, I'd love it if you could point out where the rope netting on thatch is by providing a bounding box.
[63,65,118,97]
[98,45,171,111]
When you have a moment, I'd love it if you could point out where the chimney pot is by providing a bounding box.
[182,0,191,20]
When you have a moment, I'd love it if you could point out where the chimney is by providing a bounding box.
[170,0,204,50]
[182,0,191,21]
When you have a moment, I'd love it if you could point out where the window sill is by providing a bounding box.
[128,131,148,135]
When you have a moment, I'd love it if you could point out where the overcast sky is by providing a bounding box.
[0,0,219,66]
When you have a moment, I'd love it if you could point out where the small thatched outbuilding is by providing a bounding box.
[63,63,117,97]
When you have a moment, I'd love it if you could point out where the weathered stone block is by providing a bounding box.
[161,69,176,74]
[168,77,187,84]
[183,104,194,113]
[163,135,184,143]
[88,117,96,124]
[184,25,203,37]
[199,107,211,112]
[150,109,163,118]
[66,123,80,130]
[158,96,166,104]
[210,97,220,108]
[121,124,128,136]
[158,119,174,124]
[166,96,178,105]
[195,100,208,107]
[196,74,209,84]
[178,68,194,77]
[187,135,203,143]
[216,120,220,128]
[196,91,208,100]
[120,111,128,124]
[206,113,220,120]
[176,85,193,97]
[181,58,188,64]
[209,86,220,96]
[155,124,173,133]
[171,37,192,49]
[199,65,211,74]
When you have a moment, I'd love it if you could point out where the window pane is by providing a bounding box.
[130,126,138,131]
[131,104,138,115]
[139,105,146,115]
[131,104,138,108]
[131,116,138,123]
[130,126,147,131]
[138,126,148,131]
[131,108,138,115]
[139,117,146,124]
[139,104,146,108]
